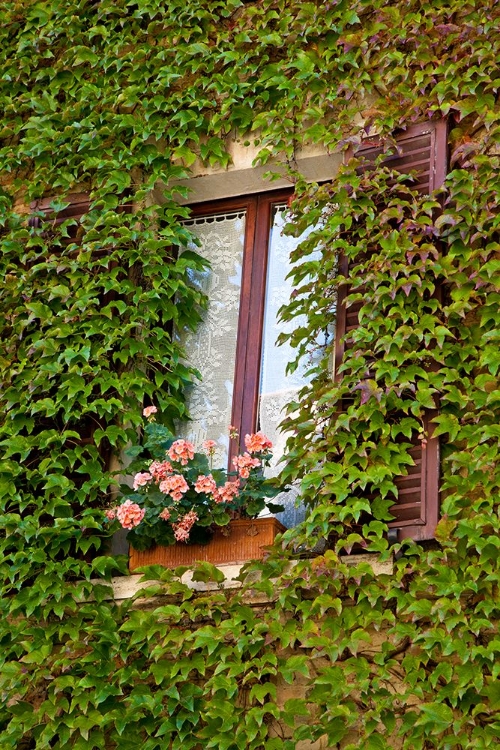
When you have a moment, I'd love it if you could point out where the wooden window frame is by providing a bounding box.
[187,188,294,458]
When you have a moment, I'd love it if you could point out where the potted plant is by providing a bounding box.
[106,407,286,569]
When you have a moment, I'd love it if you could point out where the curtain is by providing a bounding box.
[176,211,246,465]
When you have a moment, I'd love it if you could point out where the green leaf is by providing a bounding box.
[151,661,173,685]
[73,46,99,66]
[280,654,310,684]
[249,683,277,704]
[416,703,454,733]
[191,561,225,584]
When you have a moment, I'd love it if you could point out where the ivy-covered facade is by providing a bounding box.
[1,0,499,747]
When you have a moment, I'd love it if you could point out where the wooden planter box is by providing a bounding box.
[129,517,286,571]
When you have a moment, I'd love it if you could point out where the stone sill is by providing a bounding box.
[98,554,393,603]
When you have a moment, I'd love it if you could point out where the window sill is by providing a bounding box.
[90,553,393,604]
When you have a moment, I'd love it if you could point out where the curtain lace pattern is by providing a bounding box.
[176,212,245,466]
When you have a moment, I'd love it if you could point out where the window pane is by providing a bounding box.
[176,210,246,465]
[259,205,319,527]
[260,205,316,396]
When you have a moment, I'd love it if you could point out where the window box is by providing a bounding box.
[128,516,286,571]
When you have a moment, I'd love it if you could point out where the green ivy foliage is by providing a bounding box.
[1,0,500,747]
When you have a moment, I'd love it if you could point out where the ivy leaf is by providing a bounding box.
[416,702,454,733]
[191,561,225,584]
[151,661,174,686]
[249,682,277,704]
[72,47,99,66]
[280,654,310,684]
[365,734,387,750]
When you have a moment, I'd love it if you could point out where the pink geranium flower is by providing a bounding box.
[159,474,189,501]
[194,474,217,494]
[244,431,273,454]
[212,480,240,504]
[172,510,198,543]
[133,472,152,490]
[149,460,173,482]
[173,526,190,542]
[143,405,158,418]
[168,439,195,466]
[202,439,217,456]
[232,452,261,479]
[116,500,145,530]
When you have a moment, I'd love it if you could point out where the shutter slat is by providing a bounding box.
[29,192,132,255]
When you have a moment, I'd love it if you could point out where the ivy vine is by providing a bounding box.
[1,0,499,748]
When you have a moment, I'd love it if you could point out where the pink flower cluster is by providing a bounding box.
[143,405,158,419]
[149,460,173,481]
[202,439,217,456]
[116,500,145,529]
[212,480,240,504]
[106,421,275,541]
[194,474,217,494]
[168,439,195,466]
[159,474,189,502]
[233,452,261,479]
[172,510,198,543]
[133,472,152,490]
[193,474,240,503]
[245,431,273,454]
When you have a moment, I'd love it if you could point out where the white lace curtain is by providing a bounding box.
[175,211,245,466]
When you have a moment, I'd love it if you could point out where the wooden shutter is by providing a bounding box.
[29,193,90,240]
[390,411,440,541]
[28,193,113,468]
[29,192,132,252]
[335,119,447,541]
[334,120,447,378]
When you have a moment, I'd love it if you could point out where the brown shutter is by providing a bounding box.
[29,193,91,243]
[335,119,447,541]
[389,411,440,541]
[28,193,113,468]
[29,192,132,252]
[29,193,90,224]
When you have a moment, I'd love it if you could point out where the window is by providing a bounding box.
[31,120,447,544]
[177,120,448,541]
[176,189,321,526]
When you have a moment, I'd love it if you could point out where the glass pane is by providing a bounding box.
[259,205,320,527]
[260,205,317,395]
[176,210,246,465]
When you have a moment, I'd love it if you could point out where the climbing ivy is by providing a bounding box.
[1,0,500,748]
